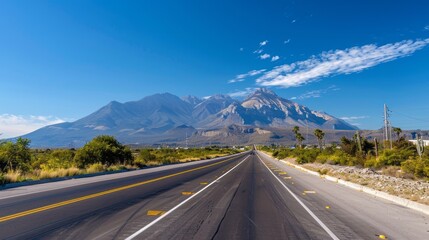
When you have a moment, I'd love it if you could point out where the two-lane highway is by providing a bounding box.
[0,151,428,239]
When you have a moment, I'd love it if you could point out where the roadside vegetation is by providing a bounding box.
[0,135,242,185]
[261,127,429,180]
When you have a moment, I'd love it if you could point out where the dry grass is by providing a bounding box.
[1,165,109,184]
[5,171,25,183]
[178,154,228,163]
[36,167,82,180]
[86,163,105,174]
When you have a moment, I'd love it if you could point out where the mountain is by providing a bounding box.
[192,95,237,121]
[20,88,357,147]
[181,95,202,106]
[201,88,355,130]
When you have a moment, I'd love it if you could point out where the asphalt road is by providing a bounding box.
[0,151,427,240]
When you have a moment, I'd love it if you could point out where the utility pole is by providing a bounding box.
[384,104,388,148]
[306,113,309,147]
[383,104,392,149]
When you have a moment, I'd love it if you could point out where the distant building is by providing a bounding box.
[409,140,429,147]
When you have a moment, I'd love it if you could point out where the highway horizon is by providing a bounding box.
[0,151,427,239]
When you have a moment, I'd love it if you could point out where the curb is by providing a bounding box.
[259,151,429,216]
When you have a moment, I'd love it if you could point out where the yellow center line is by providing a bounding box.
[0,157,236,223]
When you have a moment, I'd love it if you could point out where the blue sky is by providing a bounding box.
[1,0,429,138]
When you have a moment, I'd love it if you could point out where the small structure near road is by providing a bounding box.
[408,139,429,146]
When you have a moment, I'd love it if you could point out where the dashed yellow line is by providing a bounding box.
[147,210,165,216]
[181,192,193,195]
[0,157,234,223]
[304,190,316,194]
[200,182,208,185]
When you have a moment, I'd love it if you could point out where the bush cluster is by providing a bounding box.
[0,136,242,184]
[266,135,429,179]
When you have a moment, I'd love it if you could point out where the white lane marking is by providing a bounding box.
[257,153,340,240]
[125,155,250,240]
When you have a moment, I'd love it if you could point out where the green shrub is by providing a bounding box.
[401,157,429,178]
[74,135,133,168]
[296,149,320,164]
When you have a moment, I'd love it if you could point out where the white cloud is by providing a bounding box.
[240,47,244,51]
[425,25,429,31]
[291,19,296,23]
[260,53,270,60]
[284,39,291,44]
[340,116,368,126]
[253,49,263,54]
[340,116,368,121]
[260,40,268,46]
[271,56,280,61]
[228,88,257,98]
[257,38,429,88]
[292,85,339,100]
[228,69,266,83]
[0,114,68,139]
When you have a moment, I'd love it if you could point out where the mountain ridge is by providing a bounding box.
[20,88,357,147]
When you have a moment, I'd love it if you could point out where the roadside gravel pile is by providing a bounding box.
[286,159,429,205]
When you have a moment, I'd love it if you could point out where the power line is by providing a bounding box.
[392,111,429,123]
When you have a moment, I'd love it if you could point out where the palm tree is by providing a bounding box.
[292,126,301,148]
[296,133,305,149]
[393,127,402,141]
[314,129,325,149]
[292,126,300,135]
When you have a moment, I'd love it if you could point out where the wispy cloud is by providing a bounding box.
[340,116,368,121]
[340,116,369,126]
[260,40,268,46]
[228,69,266,83]
[239,47,244,51]
[0,114,68,138]
[425,25,429,31]
[253,49,263,54]
[271,56,280,61]
[260,53,270,60]
[292,85,339,100]
[228,88,256,98]
[256,38,429,88]
[284,39,291,44]
[291,19,296,23]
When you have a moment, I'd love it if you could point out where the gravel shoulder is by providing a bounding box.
[281,157,429,205]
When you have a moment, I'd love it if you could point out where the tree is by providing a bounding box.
[296,133,305,149]
[0,138,32,172]
[292,126,300,135]
[292,126,305,148]
[393,127,402,141]
[314,129,325,149]
[74,135,133,168]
